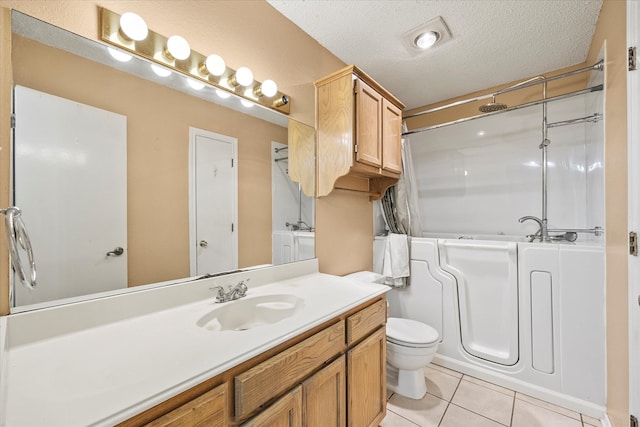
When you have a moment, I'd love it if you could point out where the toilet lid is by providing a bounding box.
[386,317,439,346]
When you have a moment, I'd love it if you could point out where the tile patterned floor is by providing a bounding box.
[381,364,602,427]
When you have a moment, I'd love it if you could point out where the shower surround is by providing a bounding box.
[377,86,606,417]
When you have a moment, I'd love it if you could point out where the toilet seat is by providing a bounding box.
[387,317,439,348]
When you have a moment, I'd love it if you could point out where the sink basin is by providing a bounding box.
[197,294,305,332]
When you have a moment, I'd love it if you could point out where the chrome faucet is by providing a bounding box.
[518,215,549,242]
[211,279,249,303]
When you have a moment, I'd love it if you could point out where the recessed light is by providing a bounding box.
[414,31,439,49]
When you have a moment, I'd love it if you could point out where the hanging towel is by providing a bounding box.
[381,233,410,288]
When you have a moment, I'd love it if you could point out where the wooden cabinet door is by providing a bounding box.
[241,385,302,427]
[303,356,346,427]
[355,79,383,168]
[145,383,228,427]
[382,98,403,173]
[347,327,386,427]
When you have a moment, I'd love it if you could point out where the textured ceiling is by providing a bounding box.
[266,0,603,110]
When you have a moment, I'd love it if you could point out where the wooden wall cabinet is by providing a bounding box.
[121,296,386,427]
[315,65,405,200]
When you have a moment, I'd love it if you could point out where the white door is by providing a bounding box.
[13,86,127,306]
[189,128,237,275]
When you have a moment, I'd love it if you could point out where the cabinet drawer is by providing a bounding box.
[346,298,386,346]
[235,320,346,420]
[145,382,227,427]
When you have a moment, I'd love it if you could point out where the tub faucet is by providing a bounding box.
[518,215,549,242]
[211,279,249,303]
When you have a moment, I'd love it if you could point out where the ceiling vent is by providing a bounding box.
[402,16,452,55]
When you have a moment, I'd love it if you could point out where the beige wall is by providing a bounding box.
[0,0,346,314]
[586,1,628,426]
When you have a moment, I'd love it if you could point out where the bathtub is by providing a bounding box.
[381,235,606,417]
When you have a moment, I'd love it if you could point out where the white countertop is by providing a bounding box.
[0,261,388,426]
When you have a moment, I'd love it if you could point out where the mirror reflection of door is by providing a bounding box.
[189,128,238,275]
[13,86,128,306]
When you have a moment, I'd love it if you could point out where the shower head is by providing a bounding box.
[479,95,508,113]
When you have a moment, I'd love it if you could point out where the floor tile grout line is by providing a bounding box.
[461,374,515,398]
[385,407,421,427]
[447,402,511,427]
[437,402,452,427]
[509,390,516,427]
[514,392,583,422]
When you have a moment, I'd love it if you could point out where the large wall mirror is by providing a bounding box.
[9,11,315,311]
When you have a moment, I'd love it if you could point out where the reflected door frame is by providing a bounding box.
[188,127,238,276]
[628,0,640,421]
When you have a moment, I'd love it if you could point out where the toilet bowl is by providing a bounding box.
[344,270,440,400]
[386,317,439,399]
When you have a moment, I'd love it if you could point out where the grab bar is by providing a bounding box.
[1,207,37,291]
[547,226,604,237]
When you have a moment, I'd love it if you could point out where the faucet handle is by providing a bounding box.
[209,285,226,300]
[236,279,249,296]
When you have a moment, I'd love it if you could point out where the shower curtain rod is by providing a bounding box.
[403,60,604,120]
[402,84,603,136]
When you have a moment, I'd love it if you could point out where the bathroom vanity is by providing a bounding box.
[0,260,389,426]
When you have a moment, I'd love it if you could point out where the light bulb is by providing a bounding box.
[216,89,231,99]
[254,79,278,98]
[229,67,253,87]
[187,79,205,90]
[414,31,439,49]
[119,12,148,41]
[108,47,132,62]
[241,99,254,108]
[166,35,191,60]
[204,55,226,76]
[151,64,171,77]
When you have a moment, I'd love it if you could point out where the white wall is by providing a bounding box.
[408,91,604,239]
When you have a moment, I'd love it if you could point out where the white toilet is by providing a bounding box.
[345,270,440,400]
[386,317,439,399]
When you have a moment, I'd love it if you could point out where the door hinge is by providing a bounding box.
[631,414,638,427]
[231,223,234,232]
[630,47,637,71]
[10,113,15,129]
[354,144,358,153]
[231,158,234,167]
[630,231,638,256]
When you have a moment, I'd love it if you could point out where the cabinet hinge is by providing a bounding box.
[631,415,638,427]
[231,158,234,167]
[630,231,638,256]
[630,47,637,71]
[11,113,15,129]
[231,223,234,232]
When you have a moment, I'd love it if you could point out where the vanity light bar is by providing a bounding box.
[99,8,291,114]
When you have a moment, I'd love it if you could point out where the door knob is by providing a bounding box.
[106,247,124,257]
[200,240,208,248]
